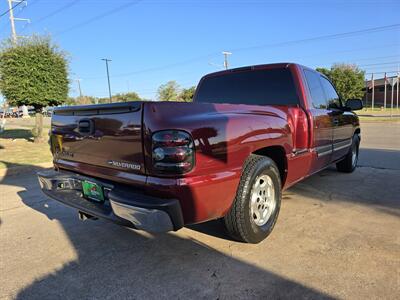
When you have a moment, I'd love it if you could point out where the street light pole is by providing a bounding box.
[222,51,232,70]
[7,0,17,43]
[76,78,83,98]
[101,58,112,103]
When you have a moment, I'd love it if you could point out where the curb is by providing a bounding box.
[0,162,53,178]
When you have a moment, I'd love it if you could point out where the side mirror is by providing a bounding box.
[345,99,363,111]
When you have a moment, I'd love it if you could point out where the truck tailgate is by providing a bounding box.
[50,101,145,175]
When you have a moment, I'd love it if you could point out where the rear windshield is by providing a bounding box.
[194,67,299,105]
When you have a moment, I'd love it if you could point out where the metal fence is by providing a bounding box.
[364,72,399,113]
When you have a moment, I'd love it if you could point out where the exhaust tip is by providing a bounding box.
[78,211,98,221]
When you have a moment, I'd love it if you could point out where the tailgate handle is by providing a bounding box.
[78,119,94,134]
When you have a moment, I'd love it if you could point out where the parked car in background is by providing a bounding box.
[38,63,363,243]
[0,106,25,118]
[43,107,54,117]
[27,106,36,116]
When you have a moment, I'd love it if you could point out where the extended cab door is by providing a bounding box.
[303,69,334,172]
[319,77,354,161]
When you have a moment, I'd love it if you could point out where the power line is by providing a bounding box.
[365,71,399,75]
[230,24,400,53]
[54,0,144,36]
[4,0,30,43]
[358,61,400,67]
[287,43,400,63]
[79,24,400,80]
[81,53,400,81]
[80,53,400,83]
[22,0,80,31]
[12,0,31,18]
[85,53,218,79]
[345,55,400,62]
[0,0,26,18]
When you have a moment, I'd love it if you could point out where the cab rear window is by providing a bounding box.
[194,67,299,105]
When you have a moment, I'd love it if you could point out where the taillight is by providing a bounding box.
[152,130,195,174]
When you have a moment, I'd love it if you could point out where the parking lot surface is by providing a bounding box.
[1,121,399,299]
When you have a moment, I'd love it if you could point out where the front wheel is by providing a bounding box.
[336,134,360,173]
[224,155,281,244]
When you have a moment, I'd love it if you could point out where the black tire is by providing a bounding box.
[336,134,360,173]
[224,154,281,244]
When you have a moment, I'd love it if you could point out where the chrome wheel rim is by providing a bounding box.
[351,145,357,167]
[250,174,276,226]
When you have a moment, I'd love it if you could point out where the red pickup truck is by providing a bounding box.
[38,63,363,243]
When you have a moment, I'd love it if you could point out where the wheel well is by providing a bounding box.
[253,146,287,186]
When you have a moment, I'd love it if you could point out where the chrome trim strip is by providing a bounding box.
[315,144,331,151]
[333,139,352,151]
[315,144,332,157]
[313,138,352,157]
[292,148,308,156]
[334,144,350,151]
[317,149,332,157]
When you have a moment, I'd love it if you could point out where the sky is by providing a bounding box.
[0,0,399,100]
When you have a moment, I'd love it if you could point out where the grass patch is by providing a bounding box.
[359,117,400,122]
[0,128,52,169]
[356,108,400,116]
[3,117,51,128]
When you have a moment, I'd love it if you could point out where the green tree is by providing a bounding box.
[63,97,77,106]
[179,86,196,102]
[157,81,180,101]
[97,97,110,104]
[316,64,365,101]
[113,92,141,102]
[75,96,97,105]
[97,92,142,104]
[0,36,69,142]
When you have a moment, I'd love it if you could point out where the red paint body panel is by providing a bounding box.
[51,63,360,225]
[142,102,292,223]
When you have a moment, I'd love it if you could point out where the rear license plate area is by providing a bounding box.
[82,180,105,202]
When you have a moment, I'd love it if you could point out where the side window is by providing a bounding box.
[304,70,327,109]
[320,77,342,109]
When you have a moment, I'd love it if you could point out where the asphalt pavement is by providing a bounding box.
[1,121,399,299]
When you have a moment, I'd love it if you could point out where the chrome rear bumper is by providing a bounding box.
[110,200,174,232]
[37,169,184,232]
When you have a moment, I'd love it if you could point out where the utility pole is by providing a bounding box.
[397,73,399,110]
[397,68,399,110]
[384,72,387,110]
[7,0,30,43]
[76,78,83,98]
[371,73,375,110]
[101,58,112,103]
[7,0,17,43]
[222,51,232,70]
[364,78,368,110]
[390,78,394,117]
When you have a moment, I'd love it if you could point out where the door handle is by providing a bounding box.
[333,119,339,126]
[78,119,94,135]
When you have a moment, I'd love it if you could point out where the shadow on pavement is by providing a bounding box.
[186,219,235,241]
[1,161,333,299]
[287,148,400,218]
[358,148,400,170]
[0,128,34,142]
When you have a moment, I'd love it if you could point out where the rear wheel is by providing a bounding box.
[336,134,360,173]
[224,154,281,244]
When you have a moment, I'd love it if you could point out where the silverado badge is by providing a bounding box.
[107,160,141,171]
